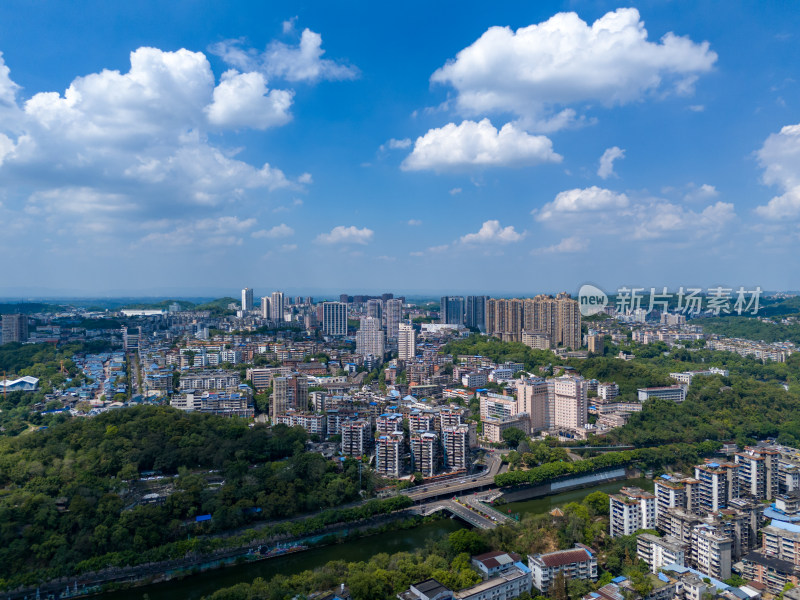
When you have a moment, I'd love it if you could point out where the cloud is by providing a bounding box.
[755,124,800,219]
[0,46,310,244]
[449,187,462,195]
[140,216,256,247]
[536,186,735,241]
[252,223,294,238]
[533,236,588,254]
[401,118,561,171]
[282,16,298,35]
[684,183,718,202]
[209,28,359,83]
[206,70,293,130]
[380,137,412,152]
[407,219,422,226]
[460,220,526,244]
[316,225,374,244]
[431,8,716,128]
[536,186,629,221]
[597,146,625,179]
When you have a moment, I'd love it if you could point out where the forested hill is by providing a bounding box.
[0,406,367,589]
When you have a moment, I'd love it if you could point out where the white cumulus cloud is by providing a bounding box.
[252,223,294,238]
[755,124,800,220]
[597,146,625,179]
[536,186,629,221]
[209,28,358,83]
[461,220,525,244]
[536,186,735,242]
[206,70,293,130]
[533,236,588,254]
[401,118,561,171]
[316,225,374,245]
[0,46,311,239]
[431,8,717,128]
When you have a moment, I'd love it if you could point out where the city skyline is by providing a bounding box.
[0,1,799,294]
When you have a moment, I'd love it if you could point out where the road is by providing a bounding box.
[403,450,505,502]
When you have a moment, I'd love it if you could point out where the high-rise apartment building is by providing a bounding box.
[442,424,469,470]
[735,447,780,501]
[398,323,416,361]
[241,287,254,312]
[550,375,588,430]
[384,298,403,339]
[366,298,382,321]
[654,475,700,530]
[411,431,438,477]
[341,420,371,457]
[440,296,465,326]
[271,375,309,421]
[516,377,550,431]
[376,432,404,478]
[465,296,488,331]
[587,333,604,355]
[1,314,28,344]
[610,486,657,537]
[261,296,271,319]
[486,294,580,349]
[270,291,285,322]
[695,461,739,512]
[356,317,385,359]
[322,302,348,337]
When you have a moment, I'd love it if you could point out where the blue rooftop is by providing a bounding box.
[612,576,627,583]
[514,561,531,574]
[657,573,670,583]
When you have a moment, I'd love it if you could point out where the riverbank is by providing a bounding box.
[101,518,467,600]
[105,475,653,600]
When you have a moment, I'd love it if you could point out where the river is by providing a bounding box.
[500,477,654,517]
[103,477,653,600]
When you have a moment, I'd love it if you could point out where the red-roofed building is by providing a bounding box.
[528,544,597,592]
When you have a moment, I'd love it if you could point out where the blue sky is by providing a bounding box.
[0,1,798,297]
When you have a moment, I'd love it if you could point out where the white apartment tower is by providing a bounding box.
[260,296,271,319]
[356,316,385,359]
[411,431,437,477]
[550,375,588,430]
[442,424,469,471]
[610,486,656,537]
[398,323,416,361]
[270,291,285,321]
[376,432,403,478]
[241,287,254,312]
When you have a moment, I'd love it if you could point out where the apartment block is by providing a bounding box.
[482,414,531,444]
[516,377,549,432]
[376,412,403,434]
[654,474,700,530]
[692,524,732,580]
[443,424,469,471]
[550,375,588,430]
[398,323,416,361]
[638,385,688,403]
[455,564,532,600]
[411,431,438,477]
[375,431,404,478]
[341,419,371,457]
[528,545,597,593]
[271,374,309,421]
[695,461,739,511]
[322,302,348,337]
[736,446,780,501]
[610,486,656,537]
[637,533,687,572]
[274,410,326,436]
